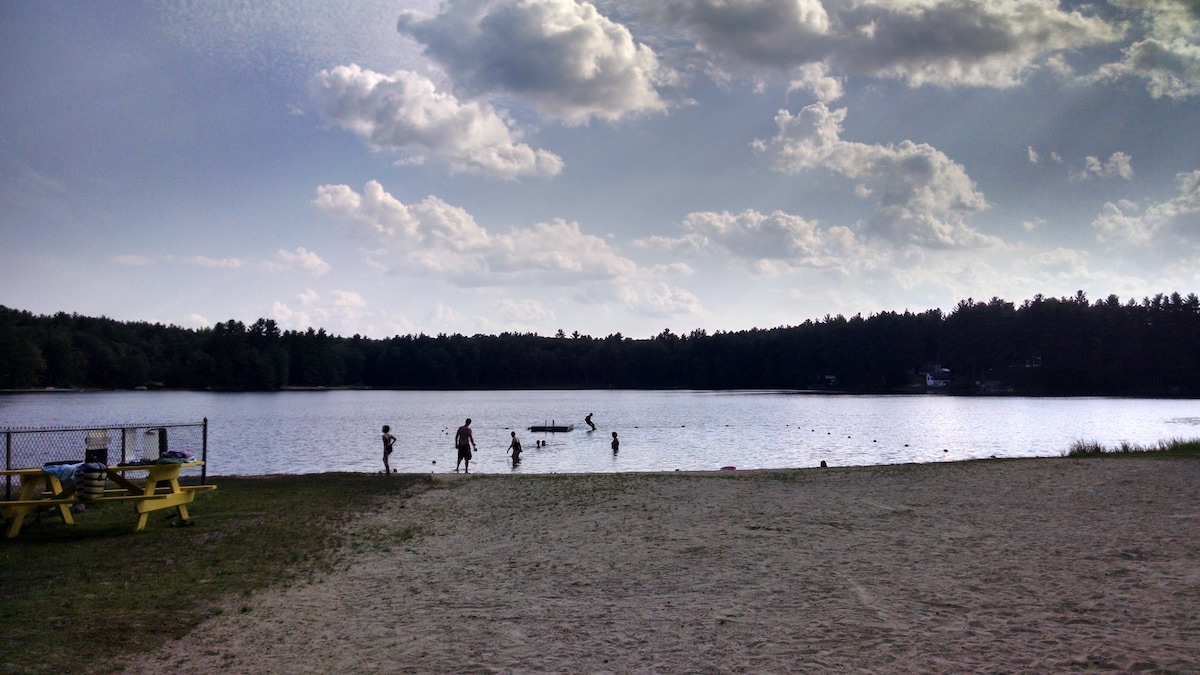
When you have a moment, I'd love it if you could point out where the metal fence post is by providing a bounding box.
[202,417,208,484]
[5,430,11,500]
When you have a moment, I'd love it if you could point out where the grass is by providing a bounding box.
[0,472,432,675]
[1065,437,1200,458]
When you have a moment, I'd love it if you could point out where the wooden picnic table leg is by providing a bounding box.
[166,475,191,521]
[5,507,28,538]
[2,478,39,537]
[132,465,188,531]
[45,475,76,526]
[133,476,156,532]
[106,468,158,532]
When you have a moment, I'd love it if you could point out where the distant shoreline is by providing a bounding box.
[3,385,1199,399]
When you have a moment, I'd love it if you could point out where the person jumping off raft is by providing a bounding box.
[585,412,596,431]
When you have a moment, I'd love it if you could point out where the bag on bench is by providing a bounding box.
[77,462,108,501]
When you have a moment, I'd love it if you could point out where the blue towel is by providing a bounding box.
[41,462,83,486]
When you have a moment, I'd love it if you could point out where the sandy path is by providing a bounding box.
[125,458,1200,673]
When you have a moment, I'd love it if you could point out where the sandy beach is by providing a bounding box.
[125,458,1199,674]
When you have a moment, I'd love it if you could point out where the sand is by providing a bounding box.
[125,458,1199,674]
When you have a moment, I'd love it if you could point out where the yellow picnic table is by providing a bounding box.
[1,467,79,537]
[105,461,216,532]
[1,461,215,537]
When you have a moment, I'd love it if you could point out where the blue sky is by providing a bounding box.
[2,0,1198,339]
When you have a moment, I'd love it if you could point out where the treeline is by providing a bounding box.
[1,291,1198,395]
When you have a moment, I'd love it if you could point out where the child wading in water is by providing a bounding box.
[381,425,396,474]
[611,431,619,454]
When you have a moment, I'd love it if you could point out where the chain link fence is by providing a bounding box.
[3,419,208,500]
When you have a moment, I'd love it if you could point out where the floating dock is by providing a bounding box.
[529,422,575,432]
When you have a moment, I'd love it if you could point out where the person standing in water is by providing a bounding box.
[455,418,477,473]
[585,412,596,431]
[381,425,396,474]
[507,431,522,463]
[611,431,619,454]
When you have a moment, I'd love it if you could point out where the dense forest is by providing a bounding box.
[1,291,1198,396]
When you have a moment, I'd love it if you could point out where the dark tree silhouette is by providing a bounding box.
[1,292,1197,396]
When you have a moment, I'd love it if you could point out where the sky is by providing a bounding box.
[1,1,1198,340]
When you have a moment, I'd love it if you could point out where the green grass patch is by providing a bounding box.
[0,472,431,675]
[1065,437,1200,458]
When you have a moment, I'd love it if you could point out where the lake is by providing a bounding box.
[1,390,1197,476]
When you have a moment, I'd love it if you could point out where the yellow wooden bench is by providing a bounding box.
[1,498,76,508]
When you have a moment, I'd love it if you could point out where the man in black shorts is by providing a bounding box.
[455,418,477,473]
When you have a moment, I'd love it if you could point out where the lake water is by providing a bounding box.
[1,390,1197,476]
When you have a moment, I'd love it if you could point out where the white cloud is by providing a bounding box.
[644,0,830,65]
[486,218,641,281]
[271,301,311,331]
[312,181,490,260]
[329,289,366,310]
[314,180,704,319]
[186,255,244,268]
[1026,247,1092,281]
[423,302,504,335]
[313,64,563,178]
[643,208,863,273]
[298,288,319,305]
[180,312,210,328]
[833,0,1123,87]
[1082,152,1134,180]
[1022,217,1046,232]
[683,209,827,259]
[313,180,640,284]
[651,262,694,275]
[1093,169,1200,249]
[1057,150,1135,181]
[639,0,1122,88]
[788,62,843,102]
[262,247,331,276]
[273,288,372,335]
[616,279,704,317]
[1096,0,1200,99]
[632,234,690,252]
[496,298,556,324]
[752,102,995,248]
[397,0,673,124]
[426,302,467,331]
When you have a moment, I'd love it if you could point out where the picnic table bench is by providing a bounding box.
[1,461,214,538]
